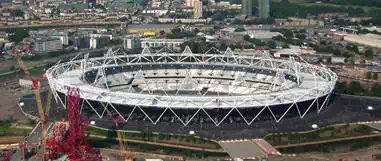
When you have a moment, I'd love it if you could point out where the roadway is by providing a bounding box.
[19,92,381,140]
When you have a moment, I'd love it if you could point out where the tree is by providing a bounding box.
[295,33,306,40]
[267,40,277,49]
[364,48,373,58]
[366,72,372,79]
[371,83,381,97]
[243,35,251,41]
[11,9,24,17]
[373,73,378,80]
[171,28,182,34]
[159,30,166,36]
[7,28,29,43]
[9,65,15,71]
[193,28,200,33]
[348,81,363,95]
[234,27,246,32]
[252,39,265,46]
[95,4,106,10]
[346,44,360,54]
[335,82,348,93]
[119,16,129,22]
[282,44,290,48]
[320,40,327,46]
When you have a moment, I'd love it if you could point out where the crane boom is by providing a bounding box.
[102,102,133,161]
[12,37,48,160]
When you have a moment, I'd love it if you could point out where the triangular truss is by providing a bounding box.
[179,46,201,62]
[46,46,337,127]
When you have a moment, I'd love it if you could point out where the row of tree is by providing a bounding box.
[335,81,381,97]
[318,0,381,8]
[270,1,376,18]
[346,44,374,58]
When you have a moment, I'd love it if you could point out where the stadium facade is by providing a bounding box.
[46,47,337,127]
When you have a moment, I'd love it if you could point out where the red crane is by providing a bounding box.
[45,88,102,161]
[0,150,13,161]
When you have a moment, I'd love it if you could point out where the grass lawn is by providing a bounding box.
[86,127,220,149]
[265,124,378,146]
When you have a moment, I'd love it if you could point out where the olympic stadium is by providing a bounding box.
[43,47,337,130]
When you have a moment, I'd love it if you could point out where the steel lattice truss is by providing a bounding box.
[46,47,337,126]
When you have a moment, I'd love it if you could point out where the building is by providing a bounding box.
[185,0,193,7]
[331,57,346,64]
[74,36,90,49]
[127,24,176,35]
[151,0,161,8]
[29,30,69,46]
[233,30,282,40]
[142,9,168,16]
[46,49,336,129]
[19,79,33,88]
[258,0,270,18]
[33,38,63,53]
[193,0,202,18]
[95,0,103,5]
[273,48,302,58]
[241,0,252,17]
[89,37,105,49]
[124,36,141,49]
[140,38,185,50]
[90,33,113,40]
[275,18,324,27]
[157,18,208,24]
[0,32,8,43]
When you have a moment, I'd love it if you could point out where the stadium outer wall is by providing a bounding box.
[47,47,336,127]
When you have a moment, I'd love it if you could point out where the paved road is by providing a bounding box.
[20,92,381,140]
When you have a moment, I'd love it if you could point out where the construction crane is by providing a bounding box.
[45,88,102,161]
[0,150,13,161]
[106,110,133,161]
[11,36,50,161]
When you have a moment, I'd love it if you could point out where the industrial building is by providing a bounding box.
[193,0,202,18]
[127,24,176,35]
[140,38,185,50]
[241,0,252,17]
[157,18,208,24]
[33,37,63,53]
[123,36,141,49]
[258,0,270,18]
[74,36,90,49]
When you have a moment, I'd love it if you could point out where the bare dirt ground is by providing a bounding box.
[0,60,12,72]
[0,77,29,121]
[271,144,381,161]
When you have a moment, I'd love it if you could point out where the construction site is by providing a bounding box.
[2,37,381,161]
[0,37,169,161]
